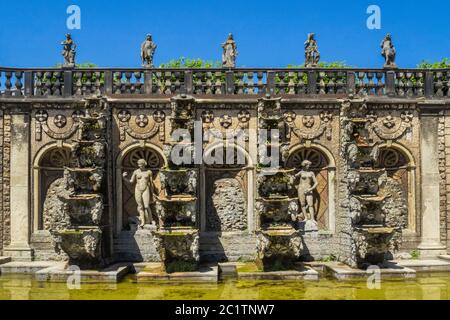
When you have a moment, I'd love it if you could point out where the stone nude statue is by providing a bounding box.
[293,160,319,231]
[123,159,156,227]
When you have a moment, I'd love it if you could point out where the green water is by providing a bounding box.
[0,274,450,300]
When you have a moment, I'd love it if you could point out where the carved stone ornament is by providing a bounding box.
[54,114,67,128]
[220,114,233,129]
[287,110,334,142]
[237,110,251,123]
[258,95,282,121]
[135,114,149,128]
[72,110,85,121]
[201,110,214,124]
[368,109,414,141]
[302,115,315,128]
[153,110,166,123]
[118,110,131,122]
[117,108,165,142]
[34,108,80,141]
[35,110,48,122]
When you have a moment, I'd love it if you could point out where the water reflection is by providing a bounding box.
[0,274,449,300]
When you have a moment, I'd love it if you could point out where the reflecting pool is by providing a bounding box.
[0,274,449,300]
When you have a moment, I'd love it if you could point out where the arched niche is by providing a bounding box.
[376,142,416,233]
[32,143,74,231]
[115,143,167,234]
[201,142,255,232]
[287,144,337,232]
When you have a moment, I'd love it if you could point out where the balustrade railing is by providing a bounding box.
[0,67,449,98]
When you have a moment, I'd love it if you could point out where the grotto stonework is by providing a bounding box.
[1,34,450,271]
[43,97,107,269]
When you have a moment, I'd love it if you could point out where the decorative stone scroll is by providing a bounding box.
[34,109,82,141]
[201,106,251,143]
[284,110,333,142]
[117,108,165,142]
[367,109,414,141]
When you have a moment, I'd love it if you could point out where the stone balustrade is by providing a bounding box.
[0,67,449,98]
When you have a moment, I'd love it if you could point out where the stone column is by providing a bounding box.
[3,112,33,261]
[418,106,446,257]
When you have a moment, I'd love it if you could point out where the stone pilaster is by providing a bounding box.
[3,112,33,261]
[417,105,447,257]
[443,109,450,251]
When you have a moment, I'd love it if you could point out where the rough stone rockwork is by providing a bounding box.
[207,178,247,232]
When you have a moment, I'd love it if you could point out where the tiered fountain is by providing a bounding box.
[44,97,107,269]
[341,100,407,268]
[255,95,302,271]
[153,94,199,273]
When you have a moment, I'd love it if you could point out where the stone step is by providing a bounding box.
[218,262,238,279]
[396,259,450,272]
[0,256,12,265]
[0,261,66,274]
[438,255,450,262]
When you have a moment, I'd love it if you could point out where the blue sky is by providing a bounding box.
[1,0,449,68]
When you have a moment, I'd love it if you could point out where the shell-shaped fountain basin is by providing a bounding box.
[65,167,103,193]
[61,193,103,226]
[55,226,103,270]
[257,196,298,225]
[355,226,396,235]
[256,227,302,271]
[256,168,295,199]
[152,227,200,272]
[354,194,390,203]
[159,169,197,196]
[156,195,197,227]
[259,226,299,237]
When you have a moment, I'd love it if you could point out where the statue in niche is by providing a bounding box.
[61,34,76,67]
[123,159,156,227]
[141,34,157,67]
[222,33,238,68]
[381,33,397,68]
[294,160,319,231]
[304,33,320,68]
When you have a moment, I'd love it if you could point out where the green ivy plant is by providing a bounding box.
[417,58,450,69]
[159,57,221,69]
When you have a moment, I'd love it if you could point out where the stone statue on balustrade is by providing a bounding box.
[61,34,76,68]
[293,160,319,231]
[304,33,320,68]
[141,34,157,68]
[123,159,157,228]
[381,33,397,69]
[222,33,238,68]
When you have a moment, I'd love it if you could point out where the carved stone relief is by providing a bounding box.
[116,108,165,142]
[34,109,82,141]
[284,110,334,142]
